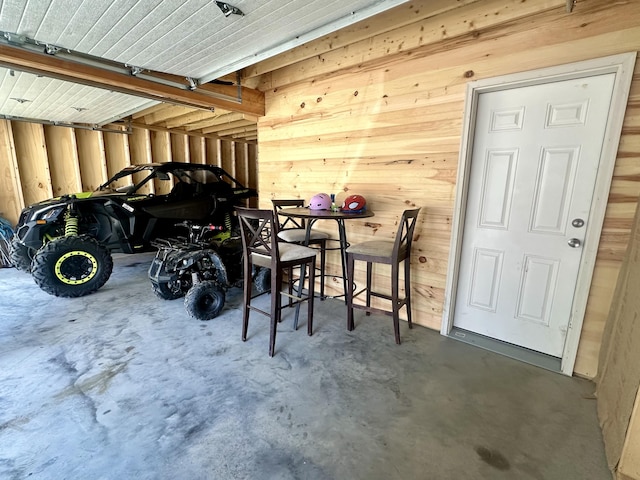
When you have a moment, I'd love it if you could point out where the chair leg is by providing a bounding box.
[319,240,326,300]
[307,258,315,336]
[242,260,252,342]
[346,254,355,331]
[365,261,372,316]
[293,263,306,331]
[287,266,294,309]
[391,261,401,345]
[269,266,282,357]
[404,258,413,330]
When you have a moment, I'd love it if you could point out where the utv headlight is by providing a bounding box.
[33,206,65,222]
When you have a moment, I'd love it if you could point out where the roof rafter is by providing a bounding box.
[0,44,265,117]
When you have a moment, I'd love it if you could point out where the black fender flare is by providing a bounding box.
[174,248,229,287]
[199,249,229,287]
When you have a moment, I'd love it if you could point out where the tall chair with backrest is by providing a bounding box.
[236,207,317,357]
[272,199,329,300]
[346,208,421,344]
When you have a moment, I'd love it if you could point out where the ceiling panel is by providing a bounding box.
[0,0,407,126]
[0,68,157,124]
[1,0,406,79]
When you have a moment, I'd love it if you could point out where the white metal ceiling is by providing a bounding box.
[0,0,407,126]
[0,68,156,124]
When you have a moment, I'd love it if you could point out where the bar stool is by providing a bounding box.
[272,199,329,299]
[236,207,317,357]
[346,208,421,344]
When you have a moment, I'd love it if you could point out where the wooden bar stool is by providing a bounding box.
[272,199,329,300]
[236,207,317,357]
[346,208,421,344]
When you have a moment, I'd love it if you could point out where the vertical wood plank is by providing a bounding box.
[44,126,82,196]
[0,120,23,225]
[206,138,221,167]
[171,133,190,163]
[234,142,250,206]
[234,142,249,186]
[75,129,108,192]
[11,121,53,205]
[150,130,172,194]
[220,140,235,181]
[104,127,131,189]
[130,127,154,194]
[189,136,206,164]
[247,143,258,207]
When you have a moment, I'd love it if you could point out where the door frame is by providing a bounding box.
[441,52,637,375]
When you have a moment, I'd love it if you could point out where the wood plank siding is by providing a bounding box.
[252,0,640,377]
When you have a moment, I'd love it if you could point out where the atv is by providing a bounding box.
[10,162,256,298]
[148,220,270,320]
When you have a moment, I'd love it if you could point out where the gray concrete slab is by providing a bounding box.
[0,253,610,479]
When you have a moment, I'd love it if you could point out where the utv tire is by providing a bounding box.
[184,281,225,320]
[31,235,113,298]
[254,267,271,294]
[9,237,35,272]
[151,280,184,300]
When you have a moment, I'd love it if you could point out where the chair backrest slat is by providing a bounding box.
[272,199,306,230]
[237,207,280,267]
[393,208,421,261]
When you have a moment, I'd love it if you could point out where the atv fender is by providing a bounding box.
[149,247,229,287]
[186,249,230,287]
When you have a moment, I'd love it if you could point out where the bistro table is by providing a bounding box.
[277,207,375,300]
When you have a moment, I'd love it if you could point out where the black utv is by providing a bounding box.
[10,162,256,298]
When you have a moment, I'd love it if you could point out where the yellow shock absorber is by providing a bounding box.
[64,210,79,236]
[224,212,232,232]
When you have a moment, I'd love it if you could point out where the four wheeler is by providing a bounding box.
[148,220,270,320]
[10,162,256,298]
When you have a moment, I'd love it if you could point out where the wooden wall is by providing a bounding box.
[0,122,258,226]
[252,0,640,377]
[597,191,640,479]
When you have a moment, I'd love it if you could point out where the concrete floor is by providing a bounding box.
[0,253,610,480]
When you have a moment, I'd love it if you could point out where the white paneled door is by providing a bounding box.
[453,74,616,357]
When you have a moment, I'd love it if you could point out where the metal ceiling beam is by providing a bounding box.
[0,114,132,134]
[0,44,265,117]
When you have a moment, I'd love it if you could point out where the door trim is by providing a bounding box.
[441,53,637,376]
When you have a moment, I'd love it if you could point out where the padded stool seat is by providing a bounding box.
[346,240,398,257]
[277,229,329,243]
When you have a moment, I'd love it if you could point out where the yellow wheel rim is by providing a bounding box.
[54,250,98,285]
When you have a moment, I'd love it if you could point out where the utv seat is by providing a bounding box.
[169,181,196,200]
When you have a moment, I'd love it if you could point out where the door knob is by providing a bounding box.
[572,218,585,228]
[568,238,581,248]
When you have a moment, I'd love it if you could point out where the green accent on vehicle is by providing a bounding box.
[51,191,93,201]
[54,250,98,285]
[209,230,231,242]
[43,232,59,243]
[73,192,94,199]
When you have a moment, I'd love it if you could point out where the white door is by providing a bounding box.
[453,73,616,357]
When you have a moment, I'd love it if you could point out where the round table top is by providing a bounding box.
[276,207,375,220]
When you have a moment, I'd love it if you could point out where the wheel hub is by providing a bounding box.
[54,250,98,285]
